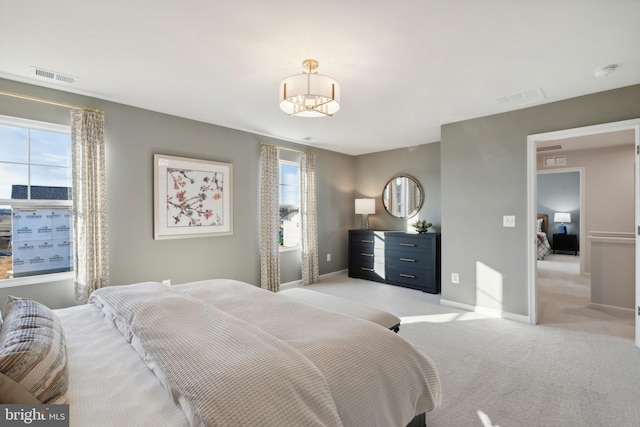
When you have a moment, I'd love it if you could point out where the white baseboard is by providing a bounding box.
[439,298,474,312]
[279,269,349,291]
[440,298,530,324]
[588,302,634,314]
[279,280,301,290]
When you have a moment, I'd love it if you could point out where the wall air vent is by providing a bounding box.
[30,66,78,84]
[496,88,546,108]
[536,145,563,152]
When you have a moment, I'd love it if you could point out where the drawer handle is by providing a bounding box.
[361,239,374,243]
[400,258,416,262]
[400,273,416,279]
[361,253,374,257]
[361,267,375,272]
[399,243,416,247]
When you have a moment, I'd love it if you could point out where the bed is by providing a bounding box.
[0,278,441,427]
[537,214,552,260]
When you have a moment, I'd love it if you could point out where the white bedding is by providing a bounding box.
[175,279,441,426]
[55,279,441,427]
[55,299,190,427]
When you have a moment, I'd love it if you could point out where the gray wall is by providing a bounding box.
[441,84,640,316]
[0,78,355,307]
[537,171,581,245]
[353,143,441,231]
[3,77,638,317]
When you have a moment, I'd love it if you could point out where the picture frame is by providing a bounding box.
[154,154,233,239]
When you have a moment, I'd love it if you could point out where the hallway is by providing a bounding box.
[537,254,634,339]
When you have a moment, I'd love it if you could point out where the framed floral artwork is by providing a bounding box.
[153,154,233,239]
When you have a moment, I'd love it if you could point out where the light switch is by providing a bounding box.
[503,215,516,227]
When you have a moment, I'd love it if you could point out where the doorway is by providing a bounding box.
[526,118,640,348]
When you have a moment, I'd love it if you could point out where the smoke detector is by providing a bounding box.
[593,64,618,78]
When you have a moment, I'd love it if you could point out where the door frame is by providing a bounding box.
[526,118,640,347]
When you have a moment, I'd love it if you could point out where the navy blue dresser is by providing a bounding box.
[348,230,441,294]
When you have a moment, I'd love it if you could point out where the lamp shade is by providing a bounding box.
[355,198,375,215]
[553,212,571,223]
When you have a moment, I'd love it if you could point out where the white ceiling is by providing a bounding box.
[1,0,639,156]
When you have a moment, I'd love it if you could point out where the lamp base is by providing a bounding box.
[557,224,567,234]
[360,214,369,230]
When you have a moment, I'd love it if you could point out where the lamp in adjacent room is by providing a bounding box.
[553,212,571,234]
[355,199,375,230]
[279,59,341,117]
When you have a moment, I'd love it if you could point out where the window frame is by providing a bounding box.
[0,114,73,287]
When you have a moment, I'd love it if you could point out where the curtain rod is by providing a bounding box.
[0,90,104,114]
[259,141,312,155]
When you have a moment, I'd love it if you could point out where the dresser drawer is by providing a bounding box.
[386,267,437,293]
[386,248,429,267]
[352,263,387,281]
[350,232,385,250]
[350,248,384,269]
[384,234,435,255]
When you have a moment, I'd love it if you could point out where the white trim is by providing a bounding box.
[0,114,70,133]
[279,245,301,253]
[527,118,640,330]
[439,298,474,312]
[279,269,349,290]
[0,271,73,289]
[589,231,635,238]
[440,298,530,323]
[0,200,72,207]
[588,302,635,314]
[588,235,635,244]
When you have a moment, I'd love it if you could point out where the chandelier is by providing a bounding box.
[279,59,341,117]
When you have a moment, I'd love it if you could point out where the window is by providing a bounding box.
[0,115,73,282]
[279,159,300,249]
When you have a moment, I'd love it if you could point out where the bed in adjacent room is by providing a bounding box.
[0,279,441,427]
[537,214,552,260]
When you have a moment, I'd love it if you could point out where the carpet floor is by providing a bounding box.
[537,254,634,340]
[300,270,640,427]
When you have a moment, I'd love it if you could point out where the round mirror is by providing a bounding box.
[382,175,423,219]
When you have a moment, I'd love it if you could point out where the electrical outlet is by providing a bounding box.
[451,273,459,284]
[327,253,331,262]
[162,279,171,286]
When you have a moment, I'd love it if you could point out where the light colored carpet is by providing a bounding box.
[302,271,640,427]
[537,254,634,340]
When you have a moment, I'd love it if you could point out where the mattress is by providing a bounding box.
[48,279,441,427]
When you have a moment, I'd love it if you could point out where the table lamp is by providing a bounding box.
[355,198,375,230]
[553,212,571,234]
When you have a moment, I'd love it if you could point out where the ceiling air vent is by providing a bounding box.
[496,88,546,108]
[31,66,78,84]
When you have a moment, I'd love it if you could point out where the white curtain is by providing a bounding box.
[259,144,280,291]
[300,152,319,285]
[71,109,109,304]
